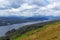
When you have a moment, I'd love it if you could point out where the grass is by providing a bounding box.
[10,21,60,40]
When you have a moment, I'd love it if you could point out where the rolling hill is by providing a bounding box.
[0,20,60,40]
[11,20,60,40]
[13,21,60,40]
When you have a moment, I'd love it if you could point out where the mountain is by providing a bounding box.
[26,16,49,21]
[25,15,60,20]
[0,15,59,26]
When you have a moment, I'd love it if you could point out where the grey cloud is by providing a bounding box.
[0,0,49,10]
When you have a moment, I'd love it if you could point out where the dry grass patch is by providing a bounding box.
[14,22,60,40]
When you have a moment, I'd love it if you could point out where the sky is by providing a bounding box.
[0,0,60,17]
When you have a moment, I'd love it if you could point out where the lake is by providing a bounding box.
[0,20,50,37]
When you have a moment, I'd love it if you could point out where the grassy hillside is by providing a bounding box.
[10,21,60,40]
[11,22,60,40]
[0,20,60,40]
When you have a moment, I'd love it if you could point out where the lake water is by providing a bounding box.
[0,20,50,37]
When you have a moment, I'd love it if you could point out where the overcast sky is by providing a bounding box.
[0,0,60,17]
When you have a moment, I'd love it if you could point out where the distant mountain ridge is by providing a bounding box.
[0,15,59,26]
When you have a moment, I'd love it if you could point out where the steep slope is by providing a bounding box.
[13,21,60,40]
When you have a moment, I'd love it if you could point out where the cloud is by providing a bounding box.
[0,0,10,9]
[9,3,38,12]
[24,0,48,6]
[0,3,39,17]
[0,0,49,9]
[0,0,60,17]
